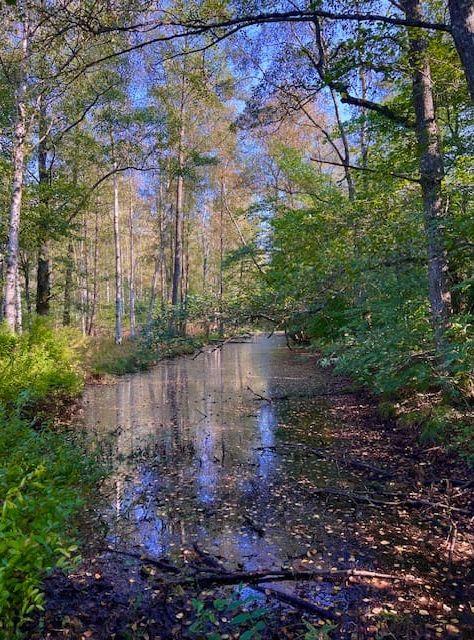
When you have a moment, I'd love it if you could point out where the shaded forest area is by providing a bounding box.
[0,1,472,639]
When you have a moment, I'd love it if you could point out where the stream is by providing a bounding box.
[78,333,470,638]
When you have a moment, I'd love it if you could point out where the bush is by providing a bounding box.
[0,319,83,413]
[87,329,206,377]
[0,320,101,637]
[0,414,101,637]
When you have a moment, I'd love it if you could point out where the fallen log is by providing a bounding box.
[253,443,328,457]
[346,459,393,478]
[191,546,338,620]
[192,543,225,571]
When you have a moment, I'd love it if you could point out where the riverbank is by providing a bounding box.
[84,334,209,378]
[29,335,473,640]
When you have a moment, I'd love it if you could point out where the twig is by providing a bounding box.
[100,548,181,573]
[312,488,472,514]
[192,334,240,359]
[246,385,272,403]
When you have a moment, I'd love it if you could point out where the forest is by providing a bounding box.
[0,1,472,639]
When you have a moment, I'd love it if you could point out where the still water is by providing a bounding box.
[83,334,349,574]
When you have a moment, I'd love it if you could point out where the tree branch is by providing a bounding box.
[310,157,420,183]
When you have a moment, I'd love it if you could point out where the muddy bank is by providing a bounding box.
[33,335,473,639]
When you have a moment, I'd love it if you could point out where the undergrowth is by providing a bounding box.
[315,310,473,461]
[0,319,83,412]
[0,319,102,638]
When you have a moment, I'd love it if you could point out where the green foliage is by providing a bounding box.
[421,404,474,465]
[0,322,102,636]
[0,319,83,413]
[255,124,473,453]
[88,330,205,377]
[0,413,101,637]
[303,620,337,639]
[188,588,270,639]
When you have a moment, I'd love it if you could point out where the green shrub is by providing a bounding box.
[0,319,83,413]
[0,414,101,637]
[421,405,474,464]
[0,320,101,637]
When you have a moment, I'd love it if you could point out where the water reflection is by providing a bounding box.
[84,335,332,567]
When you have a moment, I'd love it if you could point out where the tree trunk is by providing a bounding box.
[404,0,452,355]
[181,213,189,337]
[113,165,123,344]
[62,240,73,326]
[15,266,22,333]
[147,257,160,330]
[449,0,474,101]
[128,185,136,338]
[79,215,89,335]
[4,79,27,331]
[36,94,52,316]
[21,256,31,317]
[170,74,186,335]
[170,140,184,323]
[218,177,225,338]
[329,89,356,202]
[87,209,99,335]
[147,186,167,330]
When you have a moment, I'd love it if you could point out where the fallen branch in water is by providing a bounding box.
[243,514,266,537]
[249,389,358,402]
[252,584,338,620]
[247,385,273,403]
[167,567,418,588]
[190,547,340,620]
[192,334,247,359]
[253,443,328,457]
[312,488,472,515]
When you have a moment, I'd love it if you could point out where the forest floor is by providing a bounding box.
[30,347,473,640]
